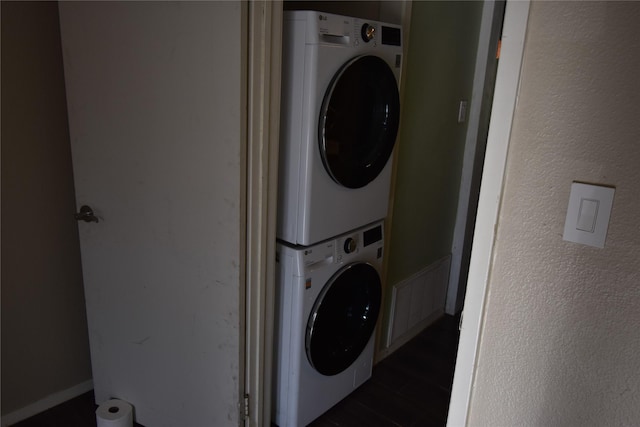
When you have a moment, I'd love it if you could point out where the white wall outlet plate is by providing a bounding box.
[563,182,615,248]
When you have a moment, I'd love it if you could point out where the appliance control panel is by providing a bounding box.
[335,223,384,263]
[302,241,335,267]
[295,222,384,270]
[311,11,401,48]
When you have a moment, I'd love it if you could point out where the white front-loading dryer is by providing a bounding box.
[273,221,385,426]
[277,11,402,246]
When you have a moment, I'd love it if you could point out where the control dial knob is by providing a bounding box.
[361,23,375,42]
[344,237,357,254]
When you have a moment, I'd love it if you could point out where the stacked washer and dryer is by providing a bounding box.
[274,11,403,426]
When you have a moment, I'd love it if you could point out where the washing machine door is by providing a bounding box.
[306,262,382,376]
[319,55,400,189]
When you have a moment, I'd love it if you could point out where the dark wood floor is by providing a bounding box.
[309,314,460,427]
[11,315,459,427]
[10,391,144,427]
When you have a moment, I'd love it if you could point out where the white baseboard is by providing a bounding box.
[1,379,93,427]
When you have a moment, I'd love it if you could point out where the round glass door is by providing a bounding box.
[306,263,382,376]
[319,55,400,189]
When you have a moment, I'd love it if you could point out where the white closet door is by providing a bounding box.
[59,3,245,426]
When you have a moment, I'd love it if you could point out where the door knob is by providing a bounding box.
[75,205,99,223]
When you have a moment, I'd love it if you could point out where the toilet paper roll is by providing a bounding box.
[96,399,133,427]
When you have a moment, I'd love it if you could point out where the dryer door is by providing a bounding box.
[319,55,400,189]
[306,262,382,376]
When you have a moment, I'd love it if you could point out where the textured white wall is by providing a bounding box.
[468,2,640,425]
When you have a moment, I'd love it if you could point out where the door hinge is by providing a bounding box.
[243,393,250,420]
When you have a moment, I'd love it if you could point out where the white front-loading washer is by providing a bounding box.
[277,11,402,246]
[273,221,385,426]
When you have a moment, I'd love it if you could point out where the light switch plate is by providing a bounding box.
[458,100,467,123]
[563,182,615,248]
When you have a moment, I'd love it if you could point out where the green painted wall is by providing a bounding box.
[386,2,483,290]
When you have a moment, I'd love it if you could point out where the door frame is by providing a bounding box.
[447,1,530,425]
[446,0,506,315]
[244,2,282,426]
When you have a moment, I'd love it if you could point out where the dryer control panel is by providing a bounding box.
[304,11,402,48]
[292,222,385,269]
[335,222,384,263]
